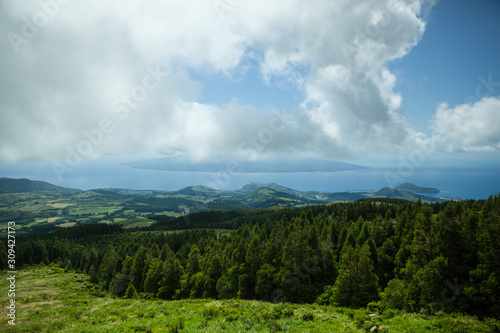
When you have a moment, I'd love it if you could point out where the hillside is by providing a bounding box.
[0,266,493,332]
[0,178,448,236]
[395,183,440,193]
[174,185,222,197]
[237,182,302,195]
[0,178,82,195]
[325,186,444,203]
[372,187,442,202]
[4,196,500,331]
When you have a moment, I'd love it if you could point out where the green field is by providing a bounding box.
[0,178,451,237]
[0,191,180,235]
[0,266,497,332]
[142,228,233,235]
[0,183,326,236]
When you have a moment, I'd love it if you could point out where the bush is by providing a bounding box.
[202,304,219,319]
[268,320,282,332]
[382,307,399,319]
[435,316,495,333]
[380,278,407,310]
[272,303,294,319]
[316,285,334,305]
[367,302,380,312]
[302,312,314,321]
[485,318,500,333]
[343,308,356,319]
[139,292,155,300]
[167,319,185,333]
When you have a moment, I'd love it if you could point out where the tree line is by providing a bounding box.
[2,195,499,318]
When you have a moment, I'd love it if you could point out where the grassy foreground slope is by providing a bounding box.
[1,266,496,332]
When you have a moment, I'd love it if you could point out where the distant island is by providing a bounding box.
[395,183,440,194]
[126,157,368,173]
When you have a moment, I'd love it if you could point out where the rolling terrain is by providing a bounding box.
[1,178,498,332]
[0,178,444,235]
[1,266,493,332]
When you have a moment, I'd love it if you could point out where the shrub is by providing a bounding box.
[380,278,407,310]
[316,285,335,305]
[302,312,314,321]
[484,318,500,333]
[167,319,185,333]
[272,303,294,319]
[367,302,381,312]
[268,320,283,332]
[202,304,219,319]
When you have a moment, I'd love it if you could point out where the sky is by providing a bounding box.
[0,0,499,189]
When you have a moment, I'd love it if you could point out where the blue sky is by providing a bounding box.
[391,0,500,134]
[194,62,306,114]
[196,0,500,138]
[0,0,499,189]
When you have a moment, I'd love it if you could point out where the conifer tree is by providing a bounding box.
[466,195,500,316]
[125,284,139,299]
[204,254,223,298]
[130,245,147,293]
[330,244,379,308]
[143,258,163,296]
[377,238,396,288]
[89,264,99,284]
[158,258,183,300]
[238,235,261,299]
[98,246,119,290]
[255,263,278,301]
[178,245,202,298]
[217,265,239,299]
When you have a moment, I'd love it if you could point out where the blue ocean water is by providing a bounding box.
[0,160,498,200]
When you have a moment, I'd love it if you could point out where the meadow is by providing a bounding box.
[0,266,497,332]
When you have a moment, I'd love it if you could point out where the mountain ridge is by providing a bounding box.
[0,177,446,203]
[0,177,82,195]
[0,178,449,236]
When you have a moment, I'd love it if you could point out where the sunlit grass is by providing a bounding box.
[0,266,497,332]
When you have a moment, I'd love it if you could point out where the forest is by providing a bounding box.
[2,195,499,321]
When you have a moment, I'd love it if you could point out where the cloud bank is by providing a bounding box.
[431,96,500,152]
[3,0,487,166]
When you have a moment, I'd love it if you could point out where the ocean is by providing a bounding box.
[0,160,498,200]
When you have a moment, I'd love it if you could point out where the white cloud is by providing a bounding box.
[431,96,500,152]
[0,0,433,164]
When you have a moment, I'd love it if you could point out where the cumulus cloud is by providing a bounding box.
[431,96,500,152]
[0,0,433,164]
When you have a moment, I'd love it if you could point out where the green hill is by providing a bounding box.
[175,185,223,197]
[0,177,82,195]
[0,266,492,332]
[325,187,444,203]
[373,187,441,202]
[237,182,301,195]
[395,183,440,193]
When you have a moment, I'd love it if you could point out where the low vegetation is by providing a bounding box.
[1,266,497,332]
[1,178,499,331]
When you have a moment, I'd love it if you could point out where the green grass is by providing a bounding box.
[70,207,118,215]
[1,266,498,332]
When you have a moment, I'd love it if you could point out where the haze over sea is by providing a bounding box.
[1,1,500,205]
[1,160,498,200]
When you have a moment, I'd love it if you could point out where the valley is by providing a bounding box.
[0,178,444,235]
